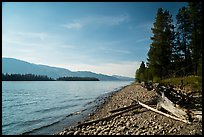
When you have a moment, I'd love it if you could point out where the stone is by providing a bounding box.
[126,121,131,127]
[154,125,158,129]
[103,121,107,125]
[66,130,74,135]
[158,125,163,130]
[73,130,80,135]
[168,127,175,133]
[59,131,65,135]
[98,131,103,135]
[135,130,141,135]
[103,131,108,135]
[98,121,102,125]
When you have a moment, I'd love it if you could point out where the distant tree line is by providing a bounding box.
[2,73,55,81]
[57,77,99,81]
[2,73,100,81]
[135,2,202,82]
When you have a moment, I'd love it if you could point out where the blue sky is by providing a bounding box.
[2,2,187,77]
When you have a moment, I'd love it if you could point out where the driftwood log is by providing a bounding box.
[137,100,191,124]
[76,99,158,128]
[151,82,202,122]
[156,92,189,121]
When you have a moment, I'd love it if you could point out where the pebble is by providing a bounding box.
[135,130,142,135]
[168,127,175,133]
[158,125,163,130]
[56,84,202,135]
[154,125,158,129]
[73,130,80,135]
[126,121,131,127]
[98,131,103,135]
[66,130,74,135]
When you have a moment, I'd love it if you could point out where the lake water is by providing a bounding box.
[2,81,132,135]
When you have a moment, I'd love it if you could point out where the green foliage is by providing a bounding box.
[135,61,149,82]
[161,76,202,91]
[147,8,174,80]
[153,76,161,83]
[188,2,202,75]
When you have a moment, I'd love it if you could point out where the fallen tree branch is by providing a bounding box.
[137,100,191,124]
[110,103,156,113]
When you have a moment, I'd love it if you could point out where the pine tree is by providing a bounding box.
[188,2,202,75]
[175,6,192,76]
[147,8,175,80]
[135,61,146,82]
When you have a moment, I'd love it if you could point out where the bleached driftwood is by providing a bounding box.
[137,100,191,124]
[109,99,157,113]
[189,110,202,122]
[157,92,189,121]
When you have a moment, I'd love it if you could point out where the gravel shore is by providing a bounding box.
[56,82,202,135]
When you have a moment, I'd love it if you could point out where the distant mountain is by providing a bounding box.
[2,58,131,81]
[112,75,134,81]
[2,58,75,79]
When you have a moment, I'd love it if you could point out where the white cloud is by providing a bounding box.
[63,22,83,30]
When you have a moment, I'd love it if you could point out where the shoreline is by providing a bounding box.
[56,82,202,135]
[53,83,131,135]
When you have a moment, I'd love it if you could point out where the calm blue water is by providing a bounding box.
[2,81,132,135]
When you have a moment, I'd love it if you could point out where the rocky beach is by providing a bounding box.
[56,82,202,135]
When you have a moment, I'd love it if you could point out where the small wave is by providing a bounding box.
[32,104,78,114]
[65,108,88,118]
[83,101,94,107]
[3,121,18,128]
[3,99,14,102]
[3,101,38,109]
[21,118,63,135]
[21,118,45,126]
[67,97,92,102]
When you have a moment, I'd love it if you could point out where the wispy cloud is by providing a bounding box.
[100,14,130,25]
[86,14,130,26]
[98,46,131,54]
[63,22,83,30]
[63,14,130,30]
[10,31,48,40]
